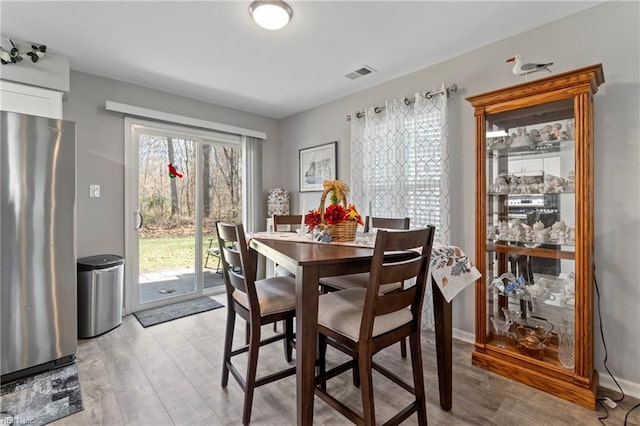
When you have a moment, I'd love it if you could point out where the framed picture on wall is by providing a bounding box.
[299,141,337,192]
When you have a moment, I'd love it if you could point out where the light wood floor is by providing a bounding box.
[53,295,639,425]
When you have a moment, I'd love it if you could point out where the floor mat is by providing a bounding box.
[133,296,223,327]
[1,363,83,426]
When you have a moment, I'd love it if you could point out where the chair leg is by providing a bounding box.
[204,239,213,269]
[245,321,250,345]
[243,322,261,425]
[284,317,293,362]
[358,344,376,425]
[221,309,236,388]
[318,333,327,392]
[352,355,360,387]
[410,331,428,424]
[400,337,407,358]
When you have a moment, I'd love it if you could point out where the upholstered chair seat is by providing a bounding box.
[318,288,412,341]
[232,276,296,316]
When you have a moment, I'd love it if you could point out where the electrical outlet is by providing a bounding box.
[89,184,100,198]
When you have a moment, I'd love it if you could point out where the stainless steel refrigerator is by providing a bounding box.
[1,111,77,382]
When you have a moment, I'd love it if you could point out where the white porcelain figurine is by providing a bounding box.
[487,224,497,240]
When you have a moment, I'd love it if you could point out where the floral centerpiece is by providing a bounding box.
[304,180,363,242]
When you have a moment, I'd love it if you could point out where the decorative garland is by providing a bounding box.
[0,39,46,65]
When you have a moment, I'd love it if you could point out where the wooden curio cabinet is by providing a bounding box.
[467,64,604,409]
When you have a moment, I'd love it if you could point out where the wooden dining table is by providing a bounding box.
[249,236,456,425]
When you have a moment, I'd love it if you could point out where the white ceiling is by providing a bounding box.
[1,1,603,119]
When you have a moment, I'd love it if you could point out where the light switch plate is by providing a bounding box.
[90,184,100,198]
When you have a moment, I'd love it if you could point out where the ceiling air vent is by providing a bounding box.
[345,65,376,80]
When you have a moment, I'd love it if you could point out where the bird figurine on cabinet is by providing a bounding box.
[506,54,553,78]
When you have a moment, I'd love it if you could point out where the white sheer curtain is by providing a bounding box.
[350,86,450,330]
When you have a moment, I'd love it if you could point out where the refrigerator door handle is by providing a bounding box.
[134,212,144,230]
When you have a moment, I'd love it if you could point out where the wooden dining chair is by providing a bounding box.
[364,216,411,234]
[270,214,305,332]
[315,226,435,425]
[271,214,303,278]
[319,216,411,357]
[216,221,297,425]
[319,216,410,291]
[272,214,304,232]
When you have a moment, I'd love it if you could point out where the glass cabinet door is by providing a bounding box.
[484,98,577,369]
[469,64,603,409]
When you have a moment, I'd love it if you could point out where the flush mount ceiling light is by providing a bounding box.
[249,1,293,30]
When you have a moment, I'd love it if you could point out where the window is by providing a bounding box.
[350,93,450,243]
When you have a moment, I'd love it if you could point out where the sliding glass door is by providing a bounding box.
[125,119,243,311]
[201,141,243,290]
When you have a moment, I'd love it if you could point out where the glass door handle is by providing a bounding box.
[134,212,144,230]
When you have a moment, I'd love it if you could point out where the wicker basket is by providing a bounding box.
[318,186,357,242]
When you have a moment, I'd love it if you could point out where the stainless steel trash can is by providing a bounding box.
[77,254,124,338]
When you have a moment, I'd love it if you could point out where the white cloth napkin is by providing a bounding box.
[428,242,481,303]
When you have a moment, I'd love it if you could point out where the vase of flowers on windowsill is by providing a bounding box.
[304,180,363,242]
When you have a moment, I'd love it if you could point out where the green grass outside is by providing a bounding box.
[139,236,214,274]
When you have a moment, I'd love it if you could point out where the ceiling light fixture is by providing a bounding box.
[249,1,293,30]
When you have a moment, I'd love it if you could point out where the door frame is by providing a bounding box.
[123,117,242,314]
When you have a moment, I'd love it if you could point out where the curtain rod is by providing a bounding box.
[346,83,458,121]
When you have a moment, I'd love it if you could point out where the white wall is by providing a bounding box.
[277,2,640,390]
[63,71,281,257]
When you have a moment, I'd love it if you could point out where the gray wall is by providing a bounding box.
[64,71,281,257]
[62,0,639,391]
[277,2,640,389]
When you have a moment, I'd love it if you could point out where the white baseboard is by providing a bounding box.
[598,372,640,399]
[451,327,640,399]
[452,327,475,344]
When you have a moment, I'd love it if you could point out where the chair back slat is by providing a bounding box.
[222,245,242,269]
[375,286,418,316]
[216,221,259,313]
[378,258,423,285]
[360,227,435,341]
[380,232,426,252]
[217,221,239,241]
[364,216,410,233]
[273,215,303,232]
[228,269,248,293]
